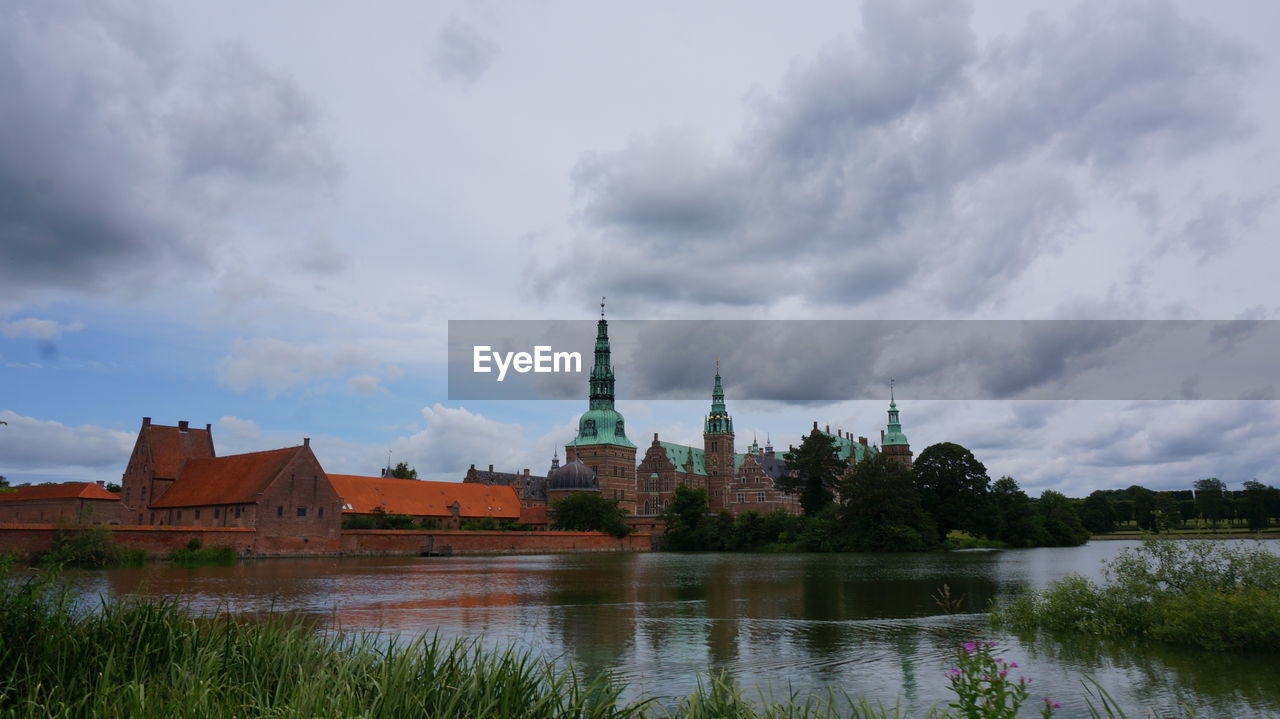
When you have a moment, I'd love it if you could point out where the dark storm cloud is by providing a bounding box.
[0,3,338,299]
[449,320,1280,403]
[538,0,1255,310]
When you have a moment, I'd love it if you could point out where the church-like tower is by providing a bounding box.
[703,363,736,512]
[565,299,637,512]
[881,380,913,470]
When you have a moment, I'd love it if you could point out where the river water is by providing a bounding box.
[69,541,1280,717]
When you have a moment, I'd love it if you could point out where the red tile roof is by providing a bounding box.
[146,424,215,478]
[0,482,120,502]
[150,447,301,508]
[329,475,520,520]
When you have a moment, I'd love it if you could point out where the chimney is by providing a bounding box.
[653,432,659,442]
[859,436,868,446]
[469,463,475,470]
[881,429,885,442]
[523,469,530,477]
[178,420,189,432]
[96,480,104,487]
[825,424,830,433]
[488,464,494,472]
[205,423,211,432]
[812,421,818,431]
[837,429,842,438]
[142,417,151,427]
[303,437,310,447]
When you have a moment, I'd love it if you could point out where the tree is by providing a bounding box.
[989,476,1045,547]
[1194,478,1227,527]
[1127,485,1156,531]
[838,453,936,552]
[659,486,712,550]
[912,442,992,541]
[390,462,418,479]
[550,492,629,538]
[1153,492,1181,533]
[1242,480,1275,531]
[779,431,847,516]
[104,482,122,493]
[1035,490,1090,546]
[1078,490,1116,534]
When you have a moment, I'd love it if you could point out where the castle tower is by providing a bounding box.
[881,380,913,470]
[564,299,637,512]
[703,362,735,512]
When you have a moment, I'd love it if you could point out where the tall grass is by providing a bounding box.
[992,537,1280,651]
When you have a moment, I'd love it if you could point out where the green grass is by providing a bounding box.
[992,537,1280,651]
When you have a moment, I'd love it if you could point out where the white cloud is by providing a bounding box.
[0,410,133,472]
[216,337,399,396]
[0,318,84,340]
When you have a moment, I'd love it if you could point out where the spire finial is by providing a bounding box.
[890,377,895,402]
[715,357,720,374]
[600,296,606,318]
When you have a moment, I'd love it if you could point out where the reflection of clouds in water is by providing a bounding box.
[66,547,1280,716]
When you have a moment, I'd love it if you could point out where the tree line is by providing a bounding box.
[662,433,1092,552]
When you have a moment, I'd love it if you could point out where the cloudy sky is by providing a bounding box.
[2,0,1278,496]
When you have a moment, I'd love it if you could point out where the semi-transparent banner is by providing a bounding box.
[447,320,1279,401]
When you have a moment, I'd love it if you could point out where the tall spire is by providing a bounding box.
[883,379,909,446]
[704,361,733,435]
[589,296,615,410]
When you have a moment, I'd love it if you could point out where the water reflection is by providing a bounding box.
[66,542,1280,717]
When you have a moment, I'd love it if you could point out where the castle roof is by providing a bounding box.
[330,475,520,519]
[0,482,119,502]
[818,431,877,463]
[547,460,599,492]
[142,421,215,478]
[150,446,302,508]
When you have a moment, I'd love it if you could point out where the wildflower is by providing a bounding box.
[1010,662,1018,668]
[963,641,976,653]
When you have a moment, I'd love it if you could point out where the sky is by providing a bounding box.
[2,0,1279,496]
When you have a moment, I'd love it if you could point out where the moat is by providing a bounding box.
[69,541,1280,717]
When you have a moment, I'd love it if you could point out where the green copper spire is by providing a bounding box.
[588,296,615,411]
[704,360,734,435]
[572,297,635,448]
[883,378,909,446]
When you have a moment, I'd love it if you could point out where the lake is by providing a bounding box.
[69,541,1280,717]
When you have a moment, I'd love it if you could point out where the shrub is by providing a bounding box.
[167,539,237,567]
[993,537,1280,651]
[33,525,144,569]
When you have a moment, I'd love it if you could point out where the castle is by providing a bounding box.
[471,308,913,517]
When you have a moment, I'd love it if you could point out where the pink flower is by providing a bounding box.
[1009,662,1018,668]
[963,642,976,653]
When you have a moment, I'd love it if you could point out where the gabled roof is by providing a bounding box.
[329,475,520,519]
[145,424,215,478]
[150,447,301,508]
[819,431,877,463]
[658,441,707,476]
[0,482,120,502]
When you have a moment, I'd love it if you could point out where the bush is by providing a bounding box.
[550,493,630,538]
[33,525,145,569]
[167,539,237,567]
[993,537,1280,651]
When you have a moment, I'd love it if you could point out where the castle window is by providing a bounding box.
[756,492,766,503]
[296,507,307,517]
[615,419,625,437]
[194,509,201,520]
[277,506,283,517]
[177,510,183,520]
[582,419,597,437]
[735,493,745,504]
[235,506,242,518]
[214,508,220,519]
[318,507,324,518]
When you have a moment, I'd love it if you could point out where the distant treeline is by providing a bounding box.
[1076,479,1280,534]
[661,436,1092,552]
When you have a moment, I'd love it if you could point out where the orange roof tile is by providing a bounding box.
[150,447,300,508]
[145,424,215,478]
[0,482,120,502]
[329,475,520,520]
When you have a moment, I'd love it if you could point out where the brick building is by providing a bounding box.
[0,482,122,524]
[119,418,215,524]
[147,439,342,554]
[463,463,548,506]
[563,309,637,512]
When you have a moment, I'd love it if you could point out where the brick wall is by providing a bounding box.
[0,498,122,525]
[342,529,652,556]
[0,524,256,557]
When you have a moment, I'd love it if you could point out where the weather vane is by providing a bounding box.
[600,295,606,318]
